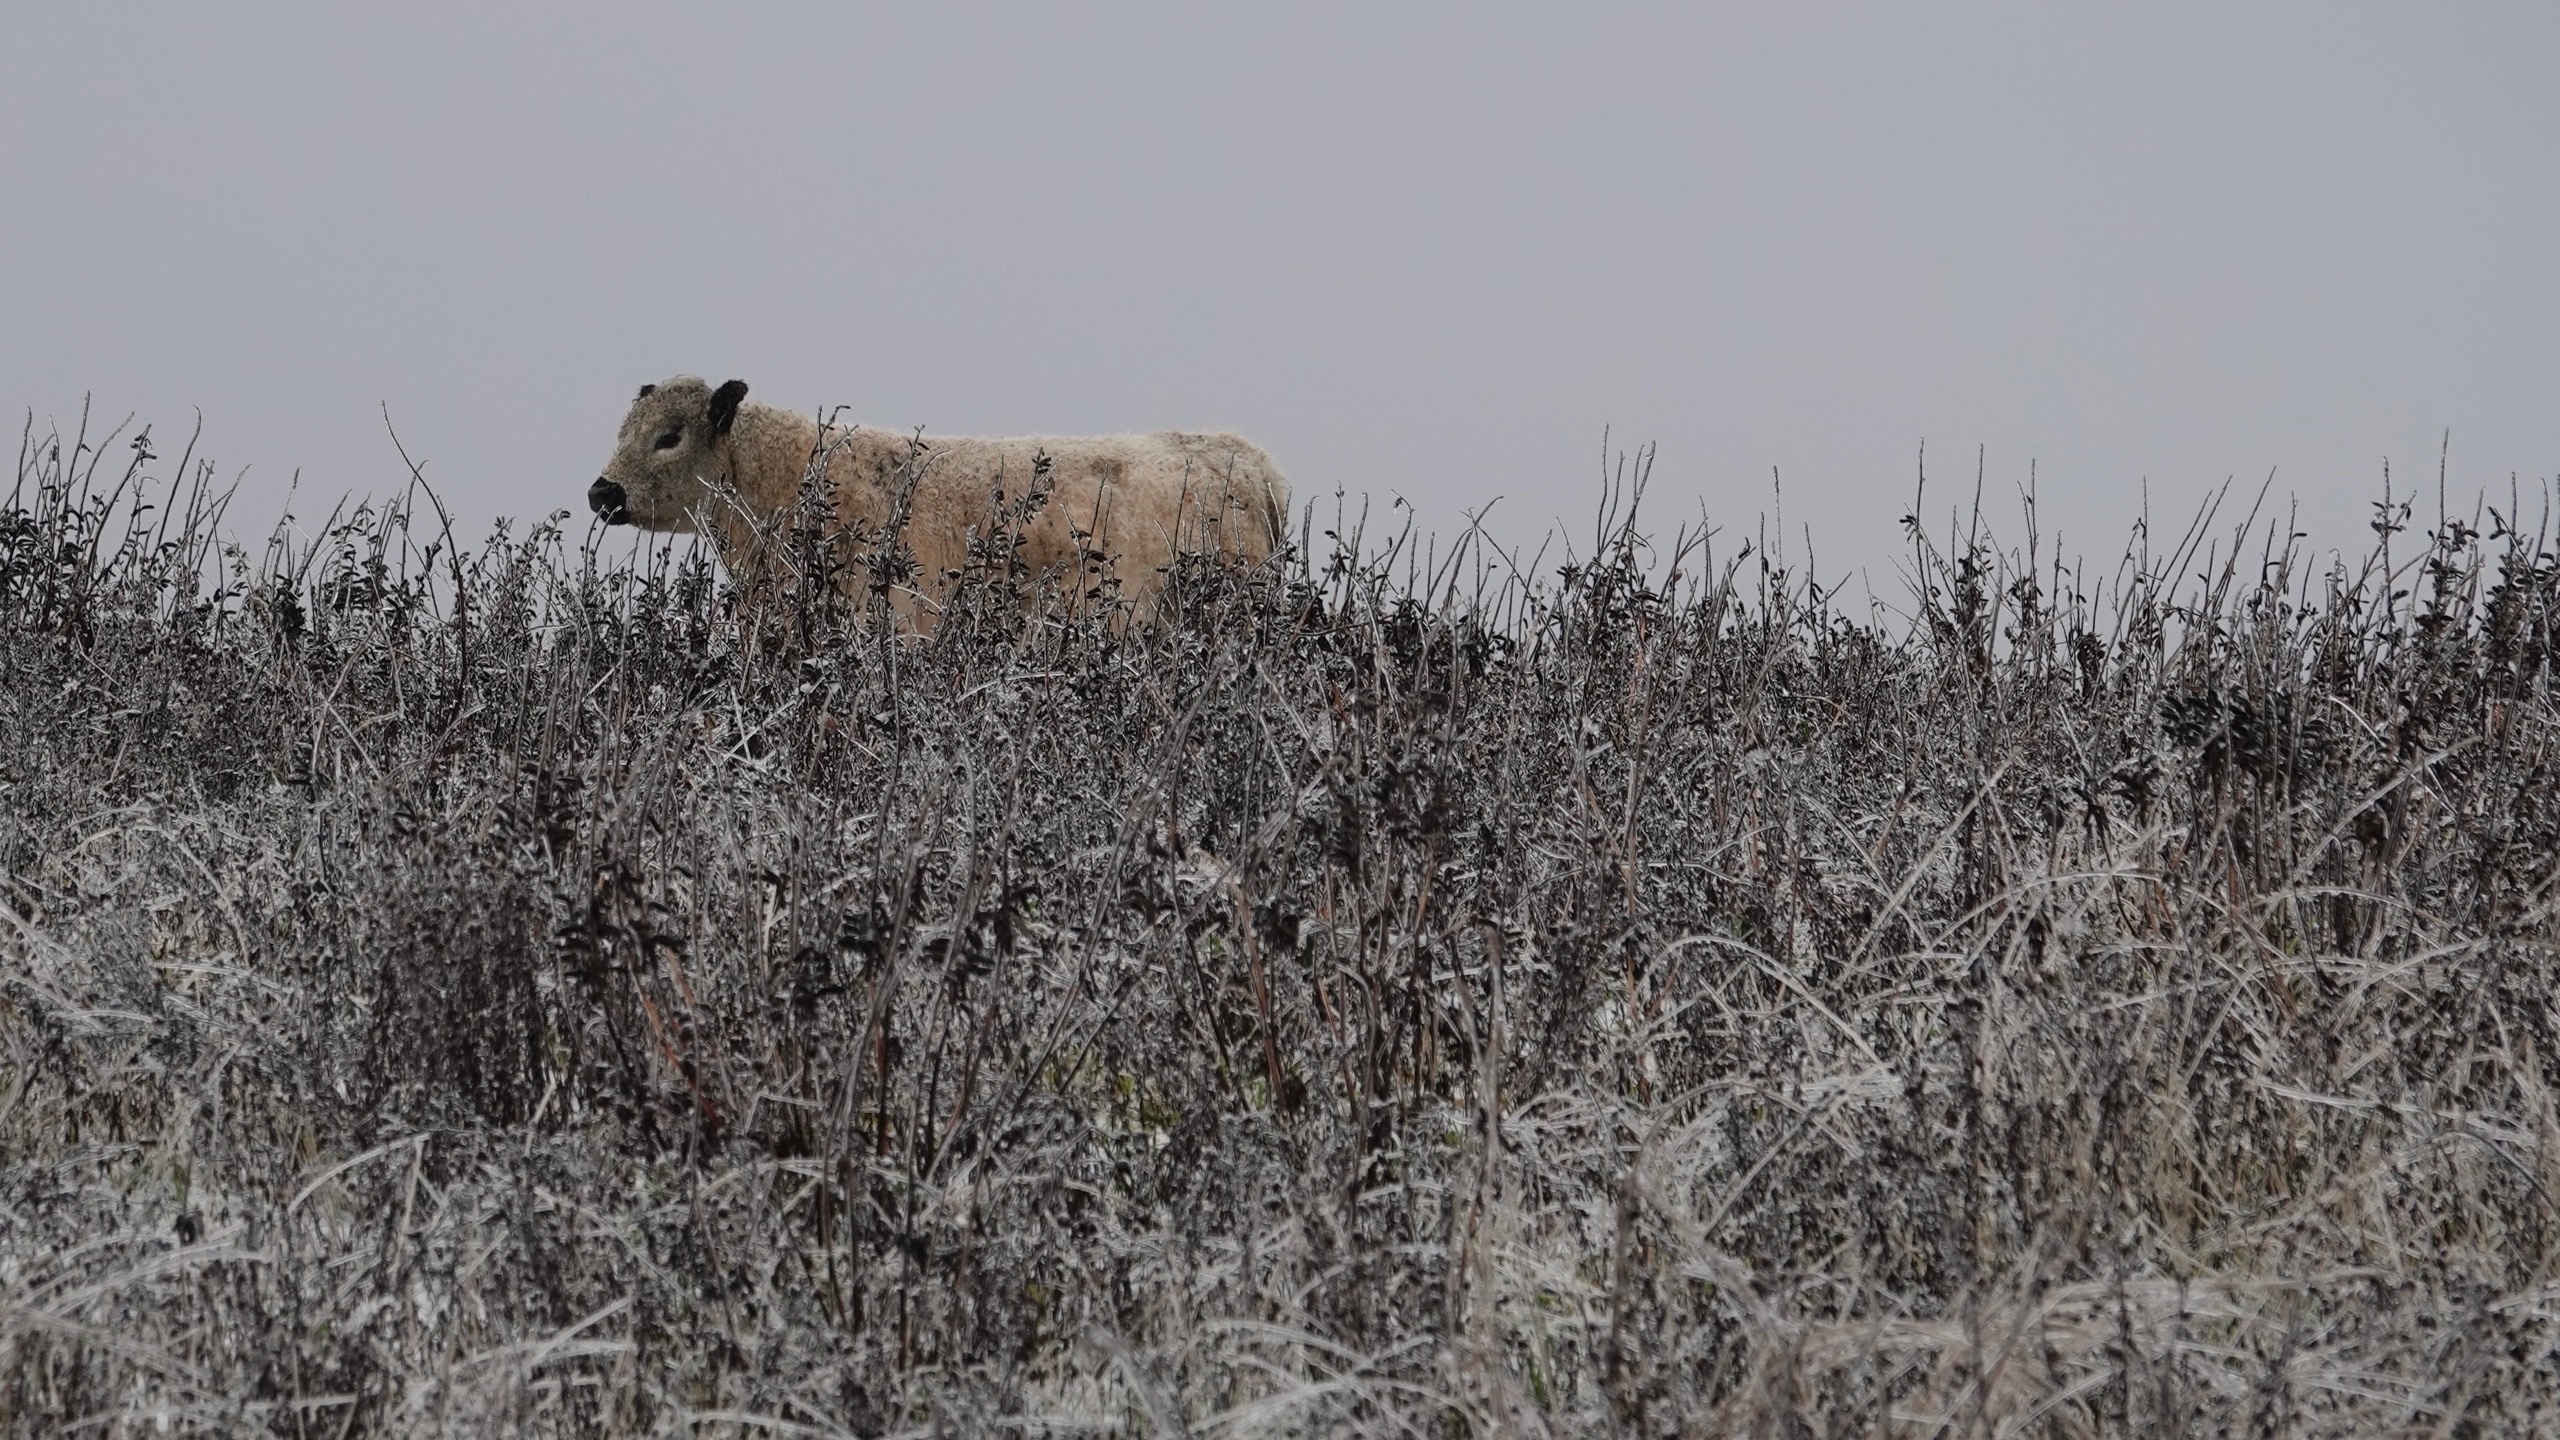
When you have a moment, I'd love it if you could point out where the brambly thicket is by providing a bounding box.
[7,413,2560,1436]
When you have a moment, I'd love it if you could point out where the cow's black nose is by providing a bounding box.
[588,477,627,523]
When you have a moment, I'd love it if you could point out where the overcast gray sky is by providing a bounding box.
[5,4,2553,591]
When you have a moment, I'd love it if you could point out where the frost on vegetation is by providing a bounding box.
[7,415,2560,1435]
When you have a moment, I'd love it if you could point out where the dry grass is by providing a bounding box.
[6,412,2560,1437]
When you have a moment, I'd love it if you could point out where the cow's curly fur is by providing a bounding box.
[590,375,1291,619]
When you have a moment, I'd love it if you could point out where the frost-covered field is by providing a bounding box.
[7,420,2560,1435]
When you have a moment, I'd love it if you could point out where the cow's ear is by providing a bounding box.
[708,379,749,436]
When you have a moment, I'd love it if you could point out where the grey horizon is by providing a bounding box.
[4,4,2553,592]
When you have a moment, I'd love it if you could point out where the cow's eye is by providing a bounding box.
[653,428,683,451]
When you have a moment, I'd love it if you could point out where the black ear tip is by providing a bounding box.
[707,379,749,435]
[635,383,656,399]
